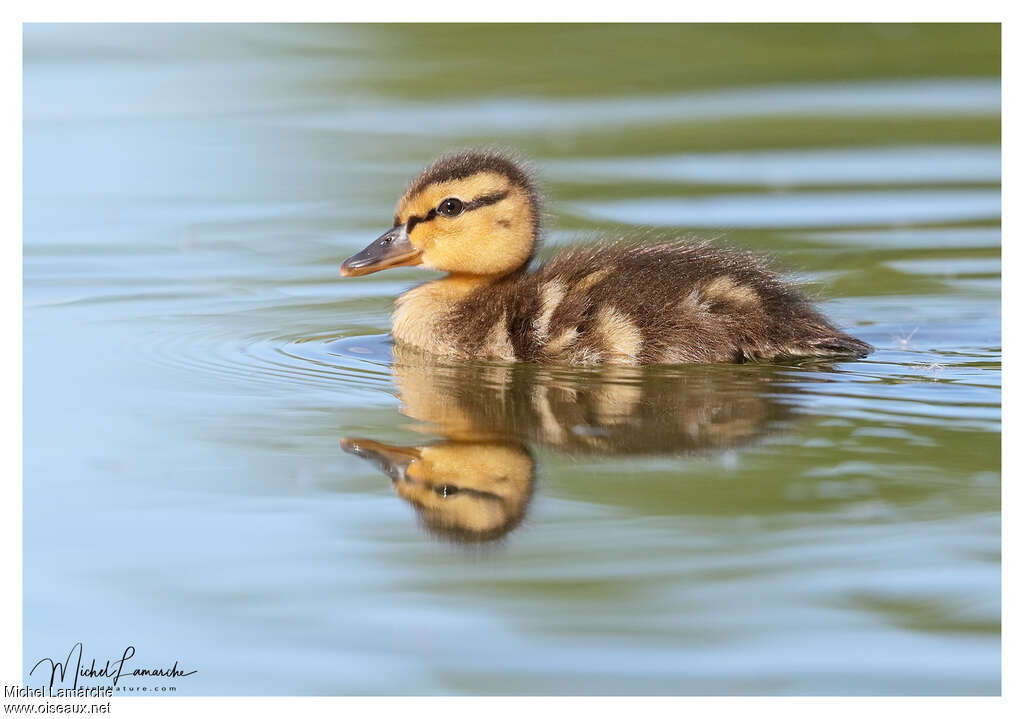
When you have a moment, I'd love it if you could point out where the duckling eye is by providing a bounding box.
[437,198,464,217]
[434,484,459,498]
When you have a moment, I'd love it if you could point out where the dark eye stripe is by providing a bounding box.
[404,189,510,232]
[463,190,509,211]
[436,485,506,503]
[405,208,437,234]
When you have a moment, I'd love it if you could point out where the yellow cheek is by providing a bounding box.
[399,184,534,275]
[407,227,428,251]
[408,219,454,253]
[409,217,473,262]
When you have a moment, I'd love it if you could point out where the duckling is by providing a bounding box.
[340,348,795,543]
[340,150,871,365]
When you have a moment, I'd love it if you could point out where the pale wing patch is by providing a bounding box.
[574,266,613,293]
[591,381,643,423]
[531,385,566,444]
[532,281,566,342]
[542,269,614,364]
[544,327,580,358]
[482,313,517,361]
[702,275,760,307]
[595,306,643,364]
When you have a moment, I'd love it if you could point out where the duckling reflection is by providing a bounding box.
[340,438,535,544]
[341,345,796,543]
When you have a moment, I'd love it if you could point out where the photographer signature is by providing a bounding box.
[30,642,197,690]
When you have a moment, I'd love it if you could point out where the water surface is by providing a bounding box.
[23,24,1000,695]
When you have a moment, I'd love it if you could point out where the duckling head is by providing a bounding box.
[340,150,539,278]
[340,437,535,544]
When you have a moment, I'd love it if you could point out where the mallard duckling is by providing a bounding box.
[340,150,871,365]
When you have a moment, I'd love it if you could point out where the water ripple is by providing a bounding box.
[295,79,1000,136]
[572,188,1000,228]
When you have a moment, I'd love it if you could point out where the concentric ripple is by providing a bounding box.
[139,320,396,397]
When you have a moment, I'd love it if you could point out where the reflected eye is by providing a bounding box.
[437,198,464,217]
[434,484,459,498]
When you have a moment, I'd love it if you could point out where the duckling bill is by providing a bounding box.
[340,150,871,365]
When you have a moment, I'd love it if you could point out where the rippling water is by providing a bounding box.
[23,24,1000,695]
